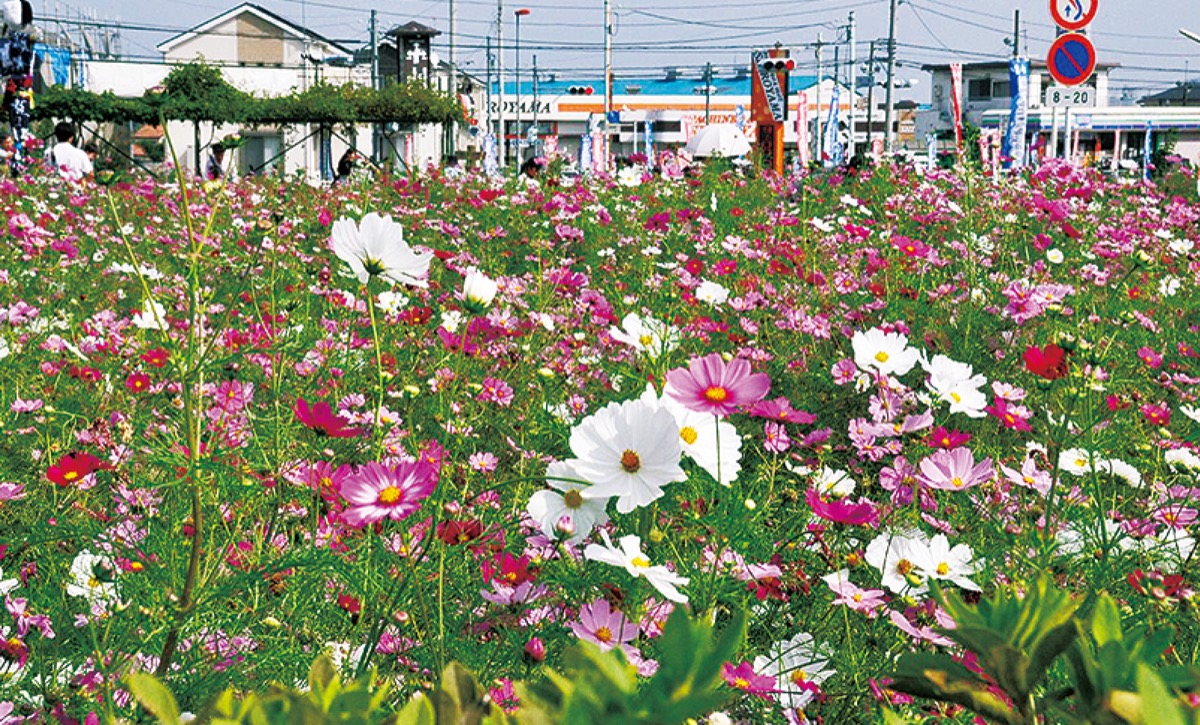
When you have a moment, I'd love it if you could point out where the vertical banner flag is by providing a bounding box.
[579,130,592,178]
[1143,121,1153,181]
[823,85,842,166]
[950,63,964,158]
[645,120,654,160]
[735,104,746,132]
[1002,58,1029,169]
[796,91,810,169]
[926,132,937,167]
[483,132,499,177]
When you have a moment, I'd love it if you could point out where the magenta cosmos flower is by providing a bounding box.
[665,353,770,417]
[339,461,437,527]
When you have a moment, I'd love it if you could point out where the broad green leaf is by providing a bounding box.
[1025,619,1079,693]
[1136,663,1186,725]
[1090,594,1123,646]
[126,672,181,725]
[693,610,746,689]
[308,654,339,692]
[393,693,436,725]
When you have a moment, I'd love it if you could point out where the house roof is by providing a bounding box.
[921,59,1119,72]
[156,2,351,55]
[384,21,441,39]
[1140,81,1200,105]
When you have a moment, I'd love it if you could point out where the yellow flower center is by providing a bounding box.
[936,562,950,576]
[630,556,651,569]
[319,476,333,489]
[792,669,809,685]
[680,426,699,445]
[874,351,890,363]
[949,392,962,403]
[896,559,914,575]
[563,489,584,509]
[64,471,79,481]
[638,334,653,346]
[620,450,642,473]
[88,577,101,589]
[703,386,729,403]
[594,626,613,643]
[377,485,402,505]
[733,677,750,689]
[951,477,964,488]
[852,592,863,602]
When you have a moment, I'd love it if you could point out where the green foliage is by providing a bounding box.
[890,576,1200,724]
[518,607,746,724]
[32,62,461,126]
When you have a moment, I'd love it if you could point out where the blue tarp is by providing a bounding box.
[34,43,70,86]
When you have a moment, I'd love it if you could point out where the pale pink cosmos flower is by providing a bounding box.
[0,482,25,501]
[822,569,887,616]
[569,598,638,652]
[339,461,438,528]
[999,457,1052,497]
[665,352,770,417]
[918,448,994,491]
[10,398,42,413]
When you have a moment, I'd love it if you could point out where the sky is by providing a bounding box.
[37,0,1200,103]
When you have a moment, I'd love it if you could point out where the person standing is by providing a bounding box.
[205,142,229,181]
[47,121,92,182]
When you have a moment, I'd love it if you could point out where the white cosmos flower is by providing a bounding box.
[527,460,610,544]
[1165,448,1200,471]
[752,632,835,711]
[813,467,856,498]
[851,328,921,377]
[66,550,119,605]
[924,354,988,418]
[330,212,432,287]
[913,534,980,591]
[1095,458,1143,488]
[865,531,930,595]
[461,268,499,310]
[572,398,686,514]
[645,385,741,485]
[584,531,689,602]
[375,290,409,315]
[1180,405,1200,424]
[695,280,730,306]
[1059,448,1100,476]
[0,566,17,596]
[132,298,168,331]
[609,313,679,360]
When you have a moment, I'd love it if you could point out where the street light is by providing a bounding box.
[1182,28,1200,44]
[514,8,531,165]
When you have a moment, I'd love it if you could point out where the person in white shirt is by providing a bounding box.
[47,122,92,182]
[205,142,230,181]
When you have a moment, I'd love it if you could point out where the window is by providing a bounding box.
[992,80,1010,98]
[967,78,992,100]
[241,133,284,176]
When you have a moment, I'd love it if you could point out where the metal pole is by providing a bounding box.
[1012,9,1020,59]
[848,11,856,159]
[883,0,898,153]
[815,34,823,163]
[532,53,540,155]
[370,10,379,162]
[515,11,522,164]
[497,0,506,170]
[704,62,712,123]
[486,35,493,152]
[866,40,876,152]
[450,0,456,73]
[604,0,613,170]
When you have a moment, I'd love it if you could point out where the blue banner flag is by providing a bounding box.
[1002,58,1029,170]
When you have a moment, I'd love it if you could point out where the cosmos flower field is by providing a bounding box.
[1,158,1199,723]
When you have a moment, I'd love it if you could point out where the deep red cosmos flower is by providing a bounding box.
[1023,343,1068,380]
[293,398,362,438]
[47,452,107,487]
[125,372,151,393]
[141,348,169,368]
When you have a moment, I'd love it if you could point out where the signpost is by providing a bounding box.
[1044,85,1096,107]
[1046,33,1096,87]
[1049,0,1098,32]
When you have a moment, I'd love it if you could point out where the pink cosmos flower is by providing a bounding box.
[665,352,770,417]
[986,397,1033,432]
[748,397,817,424]
[722,661,778,700]
[569,598,638,652]
[0,482,25,501]
[918,447,994,491]
[294,398,363,438]
[1141,403,1171,427]
[1137,346,1163,369]
[763,421,791,453]
[999,457,1052,496]
[339,461,438,528]
[823,570,887,616]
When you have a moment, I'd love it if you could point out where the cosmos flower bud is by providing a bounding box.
[523,637,546,664]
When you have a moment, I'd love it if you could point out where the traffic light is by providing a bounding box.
[568,86,595,95]
[760,58,795,73]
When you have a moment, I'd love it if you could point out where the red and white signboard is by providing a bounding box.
[1050,0,1098,33]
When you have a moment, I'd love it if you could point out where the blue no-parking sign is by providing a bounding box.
[1047,32,1096,87]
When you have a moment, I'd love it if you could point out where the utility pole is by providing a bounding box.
[815,34,823,163]
[866,40,876,153]
[848,10,856,159]
[450,0,457,72]
[496,0,506,170]
[486,35,494,156]
[370,10,379,162]
[532,54,539,156]
[704,62,712,123]
[1011,9,1020,58]
[883,0,898,153]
